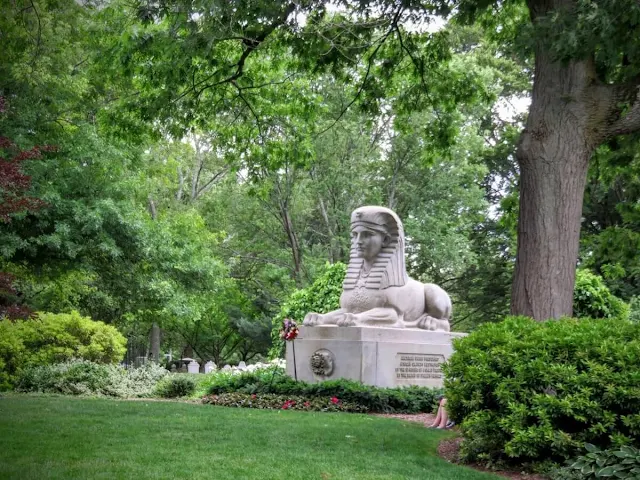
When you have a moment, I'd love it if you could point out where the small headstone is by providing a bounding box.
[170,364,177,372]
[238,361,247,370]
[187,361,200,374]
[204,361,216,373]
[222,364,231,371]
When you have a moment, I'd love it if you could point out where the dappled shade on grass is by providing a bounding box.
[0,395,498,480]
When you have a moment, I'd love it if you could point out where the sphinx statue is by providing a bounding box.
[303,206,452,331]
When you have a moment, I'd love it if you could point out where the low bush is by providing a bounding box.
[552,444,640,479]
[155,375,197,398]
[17,359,110,395]
[202,392,368,413]
[207,368,441,413]
[16,359,168,398]
[0,311,126,389]
[443,316,640,467]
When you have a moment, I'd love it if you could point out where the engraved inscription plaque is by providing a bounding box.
[394,353,445,386]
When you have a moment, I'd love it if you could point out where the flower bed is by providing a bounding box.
[201,392,368,413]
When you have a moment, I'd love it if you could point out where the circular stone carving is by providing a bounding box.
[310,349,334,377]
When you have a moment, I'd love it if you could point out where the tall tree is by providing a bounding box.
[455,0,640,318]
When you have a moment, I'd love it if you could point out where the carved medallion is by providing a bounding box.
[310,349,334,377]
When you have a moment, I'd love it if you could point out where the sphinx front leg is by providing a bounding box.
[337,308,401,327]
[303,309,346,326]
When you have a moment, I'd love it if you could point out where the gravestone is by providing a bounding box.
[237,361,247,369]
[288,206,465,388]
[187,361,200,374]
[204,361,216,373]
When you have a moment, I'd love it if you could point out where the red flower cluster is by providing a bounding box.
[279,318,299,341]
[282,399,296,410]
[330,396,340,405]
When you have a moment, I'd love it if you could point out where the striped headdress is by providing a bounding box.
[343,206,408,290]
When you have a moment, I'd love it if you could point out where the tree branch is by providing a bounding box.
[316,8,404,137]
[179,3,296,103]
[604,83,640,138]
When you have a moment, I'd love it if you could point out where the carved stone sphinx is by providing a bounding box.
[303,206,452,331]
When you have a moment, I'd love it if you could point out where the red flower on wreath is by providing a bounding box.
[330,396,340,405]
[279,318,299,341]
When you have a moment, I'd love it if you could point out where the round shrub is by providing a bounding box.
[573,269,628,320]
[443,316,640,466]
[0,311,126,389]
[155,375,196,398]
[268,262,346,358]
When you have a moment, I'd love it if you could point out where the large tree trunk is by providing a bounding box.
[511,51,598,320]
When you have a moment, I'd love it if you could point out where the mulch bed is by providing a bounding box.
[371,413,548,480]
[370,412,437,427]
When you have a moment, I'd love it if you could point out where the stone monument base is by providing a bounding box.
[286,325,466,388]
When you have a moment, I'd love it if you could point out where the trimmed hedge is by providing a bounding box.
[443,316,640,466]
[207,368,441,413]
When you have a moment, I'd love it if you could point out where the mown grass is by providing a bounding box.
[0,395,498,480]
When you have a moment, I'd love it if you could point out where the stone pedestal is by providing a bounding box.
[286,325,466,388]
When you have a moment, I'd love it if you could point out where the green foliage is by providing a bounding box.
[207,369,442,414]
[574,269,629,320]
[581,137,640,303]
[268,262,346,358]
[25,311,127,364]
[0,320,24,390]
[552,444,640,480]
[0,311,126,388]
[16,359,110,395]
[201,392,368,413]
[16,359,168,397]
[155,375,196,398]
[443,316,640,466]
[629,297,640,323]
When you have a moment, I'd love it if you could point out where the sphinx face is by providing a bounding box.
[351,225,388,261]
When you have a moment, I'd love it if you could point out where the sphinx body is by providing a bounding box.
[303,206,452,331]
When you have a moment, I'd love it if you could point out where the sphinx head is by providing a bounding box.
[351,220,391,261]
[344,206,408,290]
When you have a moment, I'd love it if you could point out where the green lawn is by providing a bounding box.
[0,395,498,480]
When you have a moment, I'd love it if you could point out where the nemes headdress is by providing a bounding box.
[343,206,408,290]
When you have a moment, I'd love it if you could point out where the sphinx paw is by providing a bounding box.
[303,313,322,326]
[337,313,357,327]
[416,315,435,330]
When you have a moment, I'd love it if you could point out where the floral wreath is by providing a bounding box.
[279,318,299,341]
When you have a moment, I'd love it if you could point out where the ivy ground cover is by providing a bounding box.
[0,395,498,480]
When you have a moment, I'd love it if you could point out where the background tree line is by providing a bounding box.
[1,0,639,365]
